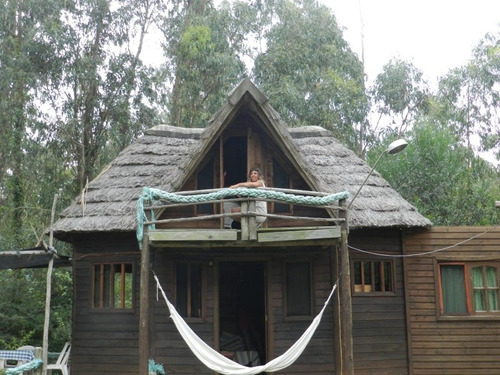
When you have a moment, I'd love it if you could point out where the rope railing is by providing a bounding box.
[137,187,349,244]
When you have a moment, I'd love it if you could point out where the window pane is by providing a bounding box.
[197,160,214,214]
[473,266,499,312]
[472,267,485,311]
[103,264,111,308]
[176,263,188,317]
[273,159,290,213]
[353,261,362,285]
[383,262,392,291]
[190,263,202,318]
[93,263,133,309]
[286,262,311,316]
[114,265,123,308]
[440,265,467,314]
[124,266,133,309]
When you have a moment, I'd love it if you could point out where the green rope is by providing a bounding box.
[137,187,349,244]
[5,359,43,375]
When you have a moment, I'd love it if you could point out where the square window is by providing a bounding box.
[352,259,394,294]
[92,263,133,309]
[438,263,500,316]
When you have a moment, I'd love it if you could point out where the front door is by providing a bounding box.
[217,261,267,367]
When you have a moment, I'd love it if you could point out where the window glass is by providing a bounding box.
[273,159,291,213]
[176,262,203,318]
[440,264,467,314]
[472,266,499,312]
[93,263,133,309]
[353,260,394,293]
[197,160,214,214]
[286,262,311,317]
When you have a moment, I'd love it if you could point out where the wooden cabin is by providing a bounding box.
[403,226,500,375]
[52,79,431,375]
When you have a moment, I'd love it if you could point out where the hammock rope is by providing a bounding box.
[154,272,338,375]
[137,187,349,243]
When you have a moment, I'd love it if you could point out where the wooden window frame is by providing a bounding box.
[283,260,313,320]
[91,263,134,311]
[351,258,396,295]
[174,261,206,321]
[438,262,500,318]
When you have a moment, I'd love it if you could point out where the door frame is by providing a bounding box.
[213,257,273,366]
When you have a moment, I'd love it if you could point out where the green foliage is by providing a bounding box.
[436,29,500,158]
[373,120,500,226]
[0,268,72,351]
[370,58,430,136]
[253,0,368,150]
[162,0,248,128]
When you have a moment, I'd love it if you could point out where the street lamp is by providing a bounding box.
[339,138,408,374]
[347,139,408,210]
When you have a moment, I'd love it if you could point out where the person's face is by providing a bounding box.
[249,170,260,182]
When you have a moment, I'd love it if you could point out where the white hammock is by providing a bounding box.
[154,273,337,375]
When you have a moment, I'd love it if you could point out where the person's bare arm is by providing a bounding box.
[230,180,264,188]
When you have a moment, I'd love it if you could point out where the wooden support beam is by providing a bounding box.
[339,198,354,374]
[139,226,150,375]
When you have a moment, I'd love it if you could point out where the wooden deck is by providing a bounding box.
[148,226,341,247]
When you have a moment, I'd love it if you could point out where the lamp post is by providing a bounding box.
[339,138,408,374]
[348,139,408,210]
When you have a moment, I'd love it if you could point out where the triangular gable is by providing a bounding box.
[175,78,323,195]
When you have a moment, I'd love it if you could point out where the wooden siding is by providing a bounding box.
[403,226,500,375]
[70,234,141,375]
[349,228,410,375]
[149,247,337,374]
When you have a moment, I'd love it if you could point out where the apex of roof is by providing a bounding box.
[52,79,431,238]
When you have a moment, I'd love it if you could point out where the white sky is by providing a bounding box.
[326,0,500,86]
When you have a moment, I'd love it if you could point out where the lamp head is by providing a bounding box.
[386,139,408,155]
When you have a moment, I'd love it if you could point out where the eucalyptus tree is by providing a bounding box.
[372,118,500,226]
[370,58,429,138]
[436,29,500,162]
[54,0,165,193]
[161,0,251,128]
[253,0,368,152]
[0,0,69,247]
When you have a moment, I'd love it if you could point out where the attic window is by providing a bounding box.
[92,263,133,309]
[196,159,214,214]
[273,159,291,213]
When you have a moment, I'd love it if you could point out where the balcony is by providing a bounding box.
[137,187,348,248]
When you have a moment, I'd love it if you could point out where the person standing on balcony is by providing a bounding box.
[229,167,267,229]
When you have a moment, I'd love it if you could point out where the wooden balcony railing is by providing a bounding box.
[137,187,348,246]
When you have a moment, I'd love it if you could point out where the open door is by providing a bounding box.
[218,261,267,368]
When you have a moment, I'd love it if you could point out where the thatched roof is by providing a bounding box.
[52,79,430,239]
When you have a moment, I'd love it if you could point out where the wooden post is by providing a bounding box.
[42,194,58,375]
[339,198,354,374]
[248,200,257,240]
[240,201,249,240]
[34,347,42,375]
[139,225,150,375]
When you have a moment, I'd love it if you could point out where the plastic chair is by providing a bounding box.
[47,342,71,375]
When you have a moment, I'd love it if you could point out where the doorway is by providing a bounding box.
[223,136,247,187]
[218,261,267,367]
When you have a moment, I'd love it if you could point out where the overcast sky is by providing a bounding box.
[326,0,500,86]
